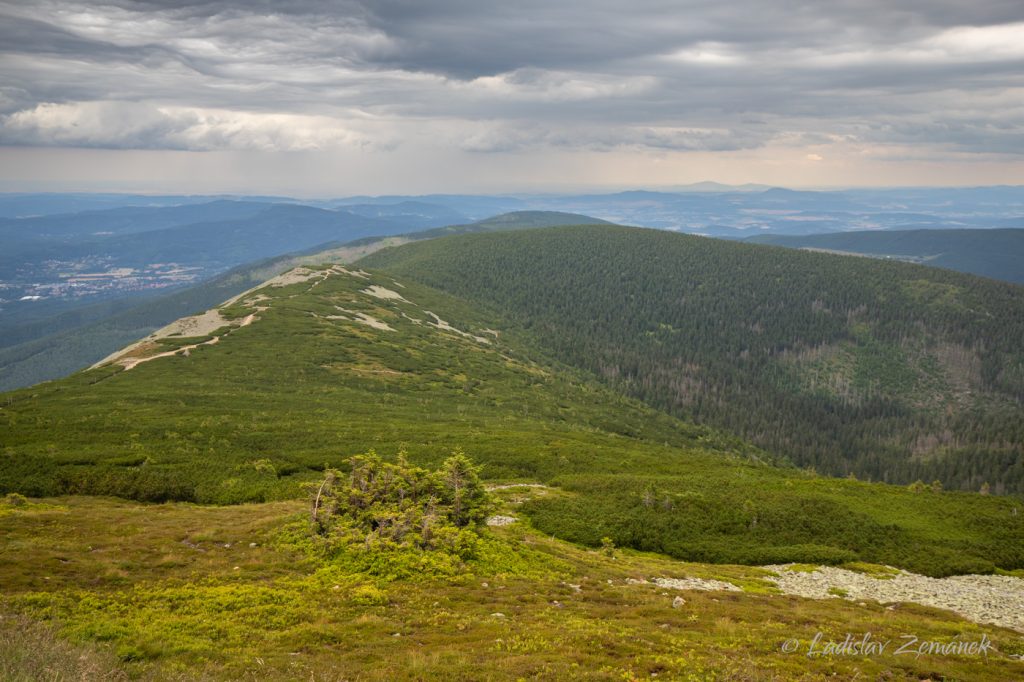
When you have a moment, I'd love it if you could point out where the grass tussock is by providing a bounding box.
[0,613,130,682]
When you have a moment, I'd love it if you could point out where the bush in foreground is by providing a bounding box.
[298,449,501,578]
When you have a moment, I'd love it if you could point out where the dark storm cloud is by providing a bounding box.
[101,0,1024,77]
[1,0,1023,155]
[354,0,1024,77]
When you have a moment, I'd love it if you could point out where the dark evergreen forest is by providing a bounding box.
[364,225,1024,494]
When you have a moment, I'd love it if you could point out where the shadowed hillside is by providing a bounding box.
[362,225,1024,494]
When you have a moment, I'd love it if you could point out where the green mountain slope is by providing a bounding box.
[0,212,606,392]
[0,263,735,502]
[748,228,1024,284]
[2,260,1022,576]
[361,225,1024,494]
[0,238,408,392]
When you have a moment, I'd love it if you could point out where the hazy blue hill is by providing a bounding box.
[674,181,772,192]
[334,193,527,219]
[572,190,687,202]
[748,228,1024,284]
[0,200,271,239]
[362,225,1024,494]
[0,193,227,218]
[84,204,400,268]
[0,204,404,279]
[751,188,863,211]
[335,200,468,229]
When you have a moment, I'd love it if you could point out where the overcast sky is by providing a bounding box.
[1,0,1023,195]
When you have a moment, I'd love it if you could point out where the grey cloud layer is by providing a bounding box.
[1,0,1022,155]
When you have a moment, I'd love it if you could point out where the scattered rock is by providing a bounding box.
[486,483,550,491]
[361,285,409,302]
[764,563,1024,632]
[490,613,506,619]
[672,596,685,608]
[653,577,741,592]
[486,515,518,527]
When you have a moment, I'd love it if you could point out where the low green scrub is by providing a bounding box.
[277,451,563,581]
[288,450,494,579]
[155,332,223,349]
[523,473,1024,577]
[0,453,311,504]
[3,263,1022,578]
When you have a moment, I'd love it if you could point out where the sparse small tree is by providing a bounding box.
[743,499,758,529]
[600,536,616,557]
[438,447,492,528]
[308,448,494,556]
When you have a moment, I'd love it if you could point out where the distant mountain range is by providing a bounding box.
[747,228,1024,284]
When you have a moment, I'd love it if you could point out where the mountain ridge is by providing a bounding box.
[361,224,1024,494]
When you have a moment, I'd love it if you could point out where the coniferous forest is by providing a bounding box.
[364,225,1024,493]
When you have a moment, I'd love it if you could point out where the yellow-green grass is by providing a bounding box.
[1,496,1022,681]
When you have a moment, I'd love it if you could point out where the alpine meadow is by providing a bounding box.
[2,1,1024,681]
